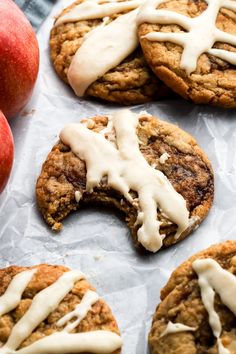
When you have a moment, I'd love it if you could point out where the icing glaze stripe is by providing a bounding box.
[57,290,99,332]
[55,0,144,26]
[16,331,122,354]
[160,321,196,338]
[0,269,35,317]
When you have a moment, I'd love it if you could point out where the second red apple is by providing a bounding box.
[0,111,14,193]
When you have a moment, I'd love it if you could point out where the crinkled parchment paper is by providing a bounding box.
[0,1,236,353]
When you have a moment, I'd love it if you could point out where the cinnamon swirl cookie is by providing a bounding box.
[138,0,236,107]
[36,109,214,253]
[149,241,236,353]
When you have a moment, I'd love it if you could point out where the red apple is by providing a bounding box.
[0,0,39,119]
[0,111,14,193]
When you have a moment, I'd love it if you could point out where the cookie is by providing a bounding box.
[138,0,236,108]
[149,240,236,353]
[50,0,172,105]
[36,109,214,253]
[0,264,122,354]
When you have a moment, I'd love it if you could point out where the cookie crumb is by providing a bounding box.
[159,153,170,164]
[75,191,82,203]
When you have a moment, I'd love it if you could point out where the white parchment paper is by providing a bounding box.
[0,1,236,353]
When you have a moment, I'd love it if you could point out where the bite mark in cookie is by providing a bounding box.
[36,109,214,253]
[149,241,236,354]
[50,0,172,104]
[0,265,122,354]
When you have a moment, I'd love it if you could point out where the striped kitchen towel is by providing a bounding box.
[14,0,57,31]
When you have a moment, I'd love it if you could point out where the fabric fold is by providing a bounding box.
[15,0,57,30]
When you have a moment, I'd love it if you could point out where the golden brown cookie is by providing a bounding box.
[36,111,214,253]
[50,0,172,105]
[0,264,121,354]
[149,241,236,353]
[138,0,236,108]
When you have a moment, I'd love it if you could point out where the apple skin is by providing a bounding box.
[0,0,39,119]
[0,111,14,193]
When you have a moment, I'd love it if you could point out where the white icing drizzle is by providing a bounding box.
[192,258,236,354]
[55,0,144,26]
[0,270,122,354]
[67,8,139,96]
[60,109,189,252]
[16,331,122,354]
[160,321,196,338]
[0,270,35,317]
[57,290,99,332]
[137,0,236,74]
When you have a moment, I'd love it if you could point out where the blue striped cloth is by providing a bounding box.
[14,0,57,30]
